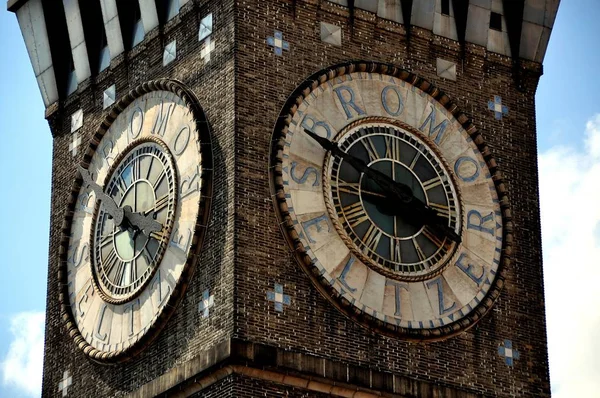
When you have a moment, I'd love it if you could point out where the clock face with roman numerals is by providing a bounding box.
[92,139,178,303]
[60,80,212,362]
[271,63,512,340]
[327,122,460,280]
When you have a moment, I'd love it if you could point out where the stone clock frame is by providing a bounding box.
[270,62,513,341]
[58,79,213,363]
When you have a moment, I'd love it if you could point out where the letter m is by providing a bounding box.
[419,105,449,145]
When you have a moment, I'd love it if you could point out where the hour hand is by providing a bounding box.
[122,206,163,237]
[78,165,124,226]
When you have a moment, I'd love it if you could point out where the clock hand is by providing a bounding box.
[304,129,414,203]
[122,205,163,237]
[78,165,124,227]
[304,129,461,243]
[359,189,461,243]
[78,166,162,237]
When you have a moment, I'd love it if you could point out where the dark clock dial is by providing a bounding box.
[329,123,459,277]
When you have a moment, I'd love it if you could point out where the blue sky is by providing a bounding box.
[0,2,598,397]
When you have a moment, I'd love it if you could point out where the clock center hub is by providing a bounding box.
[360,159,426,239]
[113,179,156,262]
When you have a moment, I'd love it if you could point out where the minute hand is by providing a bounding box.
[78,165,124,226]
[303,129,414,203]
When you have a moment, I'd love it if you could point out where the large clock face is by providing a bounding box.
[60,80,212,362]
[271,63,512,339]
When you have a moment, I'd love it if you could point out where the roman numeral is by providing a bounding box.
[117,176,128,196]
[422,177,442,191]
[149,229,166,241]
[413,238,430,269]
[385,135,401,161]
[362,223,382,253]
[342,202,369,228]
[146,194,169,216]
[103,248,120,277]
[390,239,401,263]
[153,168,166,188]
[422,226,446,248]
[361,136,379,162]
[430,202,457,224]
[132,157,141,181]
[130,260,137,284]
[335,180,361,196]
[409,152,421,169]
[98,233,113,248]
[117,261,134,287]
[145,157,155,180]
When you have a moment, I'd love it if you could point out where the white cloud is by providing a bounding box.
[540,114,600,397]
[0,312,44,397]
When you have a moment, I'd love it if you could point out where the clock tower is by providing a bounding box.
[8,0,559,396]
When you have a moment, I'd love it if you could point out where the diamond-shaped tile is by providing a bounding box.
[69,133,82,157]
[436,58,457,81]
[198,289,214,318]
[320,22,342,46]
[163,40,176,66]
[103,85,116,109]
[199,13,213,41]
[71,109,83,133]
[201,37,215,62]
[488,95,509,120]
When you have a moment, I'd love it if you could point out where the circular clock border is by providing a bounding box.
[89,135,179,305]
[269,62,513,340]
[58,79,213,362]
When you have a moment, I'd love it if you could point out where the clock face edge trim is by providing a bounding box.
[269,62,513,341]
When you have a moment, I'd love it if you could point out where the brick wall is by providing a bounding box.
[234,1,549,397]
[42,1,237,396]
[41,0,549,396]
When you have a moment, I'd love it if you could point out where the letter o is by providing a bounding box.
[381,86,404,117]
[454,156,480,182]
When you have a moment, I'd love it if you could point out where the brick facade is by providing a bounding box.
[41,1,549,397]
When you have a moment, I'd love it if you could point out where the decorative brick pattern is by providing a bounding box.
[68,133,81,157]
[201,37,215,62]
[498,339,520,366]
[488,95,509,120]
[58,370,72,397]
[266,30,289,56]
[266,283,290,312]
